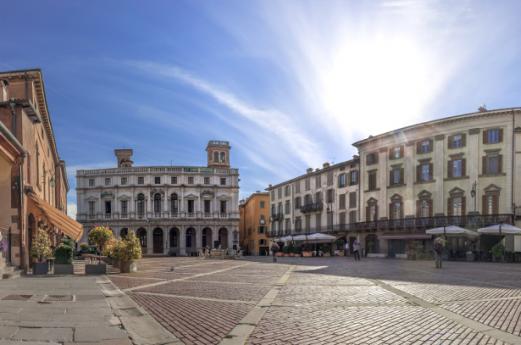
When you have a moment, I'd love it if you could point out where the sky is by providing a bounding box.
[1,0,521,219]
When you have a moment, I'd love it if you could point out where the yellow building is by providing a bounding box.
[239,192,269,255]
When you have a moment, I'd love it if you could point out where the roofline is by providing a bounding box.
[353,107,521,147]
[76,165,239,175]
[266,158,359,191]
[0,68,42,76]
[240,192,269,207]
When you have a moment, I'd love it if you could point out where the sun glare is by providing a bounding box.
[320,36,435,137]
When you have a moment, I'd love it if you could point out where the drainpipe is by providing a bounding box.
[512,110,516,221]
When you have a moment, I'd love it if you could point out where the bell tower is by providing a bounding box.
[206,140,230,168]
[114,149,133,167]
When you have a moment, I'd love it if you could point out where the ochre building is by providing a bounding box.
[239,192,269,255]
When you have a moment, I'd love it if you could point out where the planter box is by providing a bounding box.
[275,252,283,257]
[85,263,107,275]
[120,261,138,273]
[302,251,313,257]
[54,264,74,275]
[33,262,49,275]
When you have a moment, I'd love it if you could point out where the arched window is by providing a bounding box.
[220,152,226,163]
[482,184,500,215]
[448,188,465,217]
[416,191,433,218]
[389,195,403,220]
[153,193,161,214]
[169,228,179,248]
[137,194,145,217]
[137,228,147,248]
[213,151,219,162]
[366,198,378,222]
[170,193,178,214]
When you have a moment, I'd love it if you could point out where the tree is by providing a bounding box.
[88,226,114,256]
[31,229,52,263]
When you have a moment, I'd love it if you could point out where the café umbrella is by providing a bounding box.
[478,223,521,235]
[426,225,478,237]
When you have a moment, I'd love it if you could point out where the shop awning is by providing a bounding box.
[381,234,432,240]
[28,193,83,241]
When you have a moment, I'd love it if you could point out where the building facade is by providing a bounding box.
[267,160,360,243]
[76,141,240,256]
[0,69,81,269]
[239,192,270,255]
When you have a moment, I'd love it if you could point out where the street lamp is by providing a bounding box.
[470,181,477,213]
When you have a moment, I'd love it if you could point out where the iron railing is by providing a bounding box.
[78,211,240,221]
[300,202,324,213]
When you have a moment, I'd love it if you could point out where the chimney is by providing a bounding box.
[306,168,313,173]
[323,162,330,168]
[115,149,133,168]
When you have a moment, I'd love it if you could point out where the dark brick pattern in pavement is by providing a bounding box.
[130,293,252,345]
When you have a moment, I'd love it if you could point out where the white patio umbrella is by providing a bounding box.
[478,223,521,235]
[307,233,337,241]
[426,225,478,237]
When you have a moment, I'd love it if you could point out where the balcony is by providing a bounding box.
[300,202,323,213]
[271,213,284,222]
[77,211,240,222]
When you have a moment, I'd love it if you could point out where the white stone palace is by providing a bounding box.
[76,140,240,255]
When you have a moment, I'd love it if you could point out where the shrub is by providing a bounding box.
[112,232,142,262]
[61,237,74,248]
[88,226,114,254]
[491,243,505,259]
[31,229,52,263]
[54,243,73,264]
[79,242,89,251]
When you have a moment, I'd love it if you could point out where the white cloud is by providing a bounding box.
[67,203,77,220]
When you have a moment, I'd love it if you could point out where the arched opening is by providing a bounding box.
[365,234,379,254]
[120,228,128,239]
[220,151,226,163]
[169,227,179,248]
[137,194,145,217]
[137,228,147,251]
[185,227,195,255]
[202,227,212,248]
[219,227,228,249]
[170,193,178,215]
[153,193,162,216]
[232,230,239,250]
[28,214,36,267]
[153,228,163,254]
[213,151,219,162]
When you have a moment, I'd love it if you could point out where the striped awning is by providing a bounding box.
[28,193,83,241]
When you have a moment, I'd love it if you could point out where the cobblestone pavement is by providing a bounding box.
[108,257,521,345]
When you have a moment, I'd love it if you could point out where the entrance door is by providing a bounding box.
[153,228,163,254]
[388,239,406,258]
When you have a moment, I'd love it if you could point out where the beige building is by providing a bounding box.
[353,107,521,258]
[0,69,81,270]
[239,192,270,255]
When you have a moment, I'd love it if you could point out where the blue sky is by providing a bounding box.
[1,0,521,218]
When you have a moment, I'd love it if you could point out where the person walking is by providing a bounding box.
[271,242,280,263]
[353,239,361,261]
[433,237,445,268]
[344,241,350,257]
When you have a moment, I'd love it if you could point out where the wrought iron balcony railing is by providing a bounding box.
[300,202,323,213]
[271,213,284,222]
[78,211,240,222]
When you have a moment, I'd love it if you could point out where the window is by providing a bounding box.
[417,139,433,154]
[204,199,211,214]
[390,167,403,185]
[326,189,334,203]
[270,190,275,200]
[220,152,226,163]
[327,211,334,228]
[121,200,128,216]
[138,176,144,185]
[304,194,312,205]
[389,195,402,220]
[483,152,502,175]
[105,178,111,186]
[327,171,334,186]
[285,219,290,233]
[258,226,265,234]
[484,128,502,144]
[278,187,282,198]
[284,200,290,214]
[295,217,302,232]
[449,134,465,148]
[171,176,177,184]
[349,170,359,185]
[187,200,195,213]
[450,196,464,216]
[153,193,161,214]
[284,185,290,196]
[305,178,311,191]
[154,176,161,184]
[204,177,210,185]
[389,146,403,159]
[188,176,194,184]
[339,194,346,209]
[220,200,227,214]
[315,175,321,188]
[349,210,357,223]
[121,177,127,185]
[88,201,95,216]
[105,201,112,216]
[339,212,346,226]
[88,179,94,187]
[448,189,465,216]
[294,197,301,209]
[416,191,432,218]
[483,193,499,215]
[277,202,282,214]
[368,170,377,191]
[260,201,265,208]
[366,152,378,165]
[295,181,301,193]
[448,158,465,178]
[349,192,357,209]
[338,173,347,188]
[417,162,433,182]
[315,191,322,203]
[271,204,276,216]
[137,194,145,216]
[366,199,378,221]
[171,193,178,213]
[305,215,311,232]
[220,177,226,185]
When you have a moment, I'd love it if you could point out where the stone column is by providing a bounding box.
[195,226,202,253]
[164,228,169,255]
[434,135,445,214]
[146,227,153,255]
[179,227,186,256]
[228,227,234,250]
[212,227,219,249]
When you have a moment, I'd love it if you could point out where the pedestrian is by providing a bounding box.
[353,239,361,261]
[271,242,280,263]
[433,237,445,269]
[344,241,349,257]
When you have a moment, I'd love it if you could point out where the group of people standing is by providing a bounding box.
[270,238,363,262]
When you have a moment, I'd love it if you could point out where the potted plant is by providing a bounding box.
[114,232,142,273]
[86,226,113,274]
[31,229,52,275]
[54,240,74,274]
[491,243,505,262]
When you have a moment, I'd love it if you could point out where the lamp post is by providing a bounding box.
[470,181,477,213]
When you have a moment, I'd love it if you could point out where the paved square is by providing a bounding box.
[108,257,521,345]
